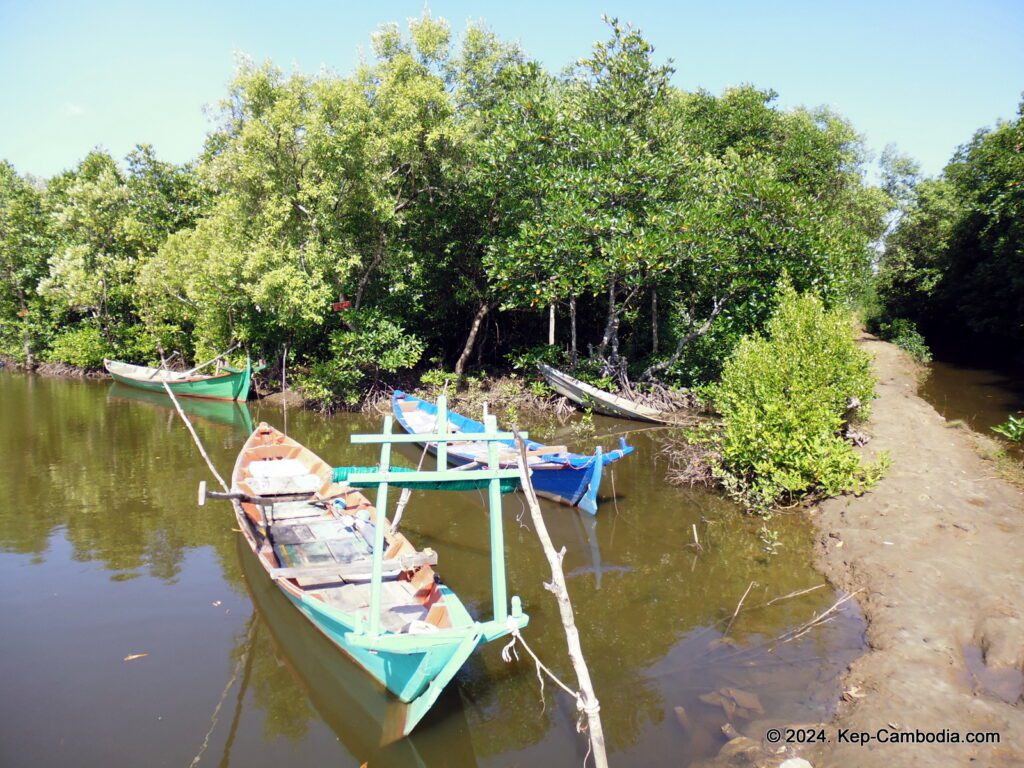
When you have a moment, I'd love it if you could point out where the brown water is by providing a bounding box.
[919,358,1024,458]
[0,371,865,767]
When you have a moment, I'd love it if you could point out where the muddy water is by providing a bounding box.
[919,357,1024,457]
[0,371,865,767]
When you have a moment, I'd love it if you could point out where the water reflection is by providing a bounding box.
[0,371,866,767]
[107,382,255,434]
[920,358,1024,458]
[238,538,479,766]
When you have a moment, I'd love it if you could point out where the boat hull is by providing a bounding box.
[539,363,666,422]
[238,538,479,761]
[233,501,513,735]
[392,390,632,515]
[106,360,251,401]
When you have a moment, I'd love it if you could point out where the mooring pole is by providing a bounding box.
[514,434,609,768]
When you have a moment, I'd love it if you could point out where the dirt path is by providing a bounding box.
[807,336,1024,767]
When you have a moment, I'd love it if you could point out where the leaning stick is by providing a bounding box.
[723,580,756,638]
[515,434,609,768]
[163,381,229,493]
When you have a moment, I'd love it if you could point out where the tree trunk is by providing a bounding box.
[651,288,659,354]
[596,280,618,361]
[642,296,728,381]
[569,295,578,369]
[455,301,493,377]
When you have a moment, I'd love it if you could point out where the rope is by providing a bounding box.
[500,619,593,720]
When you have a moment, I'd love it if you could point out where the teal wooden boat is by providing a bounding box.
[218,401,528,736]
[104,357,252,401]
[238,537,479,762]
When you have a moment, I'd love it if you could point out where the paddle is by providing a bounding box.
[197,480,318,507]
[197,481,351,508]
[185,343,241,376]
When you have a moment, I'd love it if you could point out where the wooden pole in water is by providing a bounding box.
[514,434,609,768]
[548,303,556,346]
[163,381,229,493]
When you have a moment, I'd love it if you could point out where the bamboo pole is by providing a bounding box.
[163,381,229,493]
[185,343,240,376]
[514,434,609,768]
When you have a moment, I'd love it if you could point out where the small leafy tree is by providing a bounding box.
[696,283,882,511]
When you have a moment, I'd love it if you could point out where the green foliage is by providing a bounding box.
[992,415,1024,442]
[878,98,1024,349]
[697,283,881,511]
[2,12,888,393]
[507,344,563,372]
[0,162,55,363]
[874,318,932,363]
[295,314,424,408]
[46,325,111,369]
[419,368,456,388]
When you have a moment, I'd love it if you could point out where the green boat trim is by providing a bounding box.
[226,397,530,736]
[103,357,252,401]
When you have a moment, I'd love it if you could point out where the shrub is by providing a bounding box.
[695,283,883,511]
[507,344,564,373]
[875,317,932,363]
[46,325,111,369]
[992,415,1024,442]
[294,313,424,408]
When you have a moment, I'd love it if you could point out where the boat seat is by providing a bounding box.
[247,459,323,496]
[249,458,307,477]
[270,550,438,583]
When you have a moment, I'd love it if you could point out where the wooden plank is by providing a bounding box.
[350,431,527,444]
[270,549,437,581]
[369,416,393,635]
[347,468,520,485]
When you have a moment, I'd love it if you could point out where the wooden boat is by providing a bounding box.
[538,363,667,423]
[104,357,252,401]
[218,413,528,736]
[393,390,635,515]
[237,537,479,763]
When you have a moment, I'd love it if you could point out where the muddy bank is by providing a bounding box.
[806,336,1024,766]
[1,357,108,379]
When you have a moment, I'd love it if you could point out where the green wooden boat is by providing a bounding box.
[103,357,252,401]
[215,399,529,736]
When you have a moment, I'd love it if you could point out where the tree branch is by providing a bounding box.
[642,295,728,381]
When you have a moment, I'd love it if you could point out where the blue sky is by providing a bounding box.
[2,0,1022,178]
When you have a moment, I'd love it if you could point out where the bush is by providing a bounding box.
[507,344,564,373]
[695,283,884,511]
[875,318,932,363]
[294,313,424,408]
[46,325,111,369]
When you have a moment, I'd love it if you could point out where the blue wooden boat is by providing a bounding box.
[217,407,528,736]
[393,390,635,515]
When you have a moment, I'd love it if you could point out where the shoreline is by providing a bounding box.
[696,336,1024,768]
[807,337,1024,767]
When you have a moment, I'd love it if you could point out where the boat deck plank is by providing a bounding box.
[268,504,431,632]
